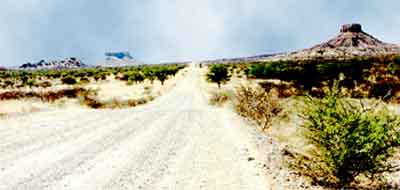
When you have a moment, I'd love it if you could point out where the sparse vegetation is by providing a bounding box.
[244,55,400,101]
[212,57,400,188]
[0,64,186,110]
[0,87,89,102]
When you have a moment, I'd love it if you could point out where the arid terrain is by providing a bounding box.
[0,64,308,190]
[1,23,400,190]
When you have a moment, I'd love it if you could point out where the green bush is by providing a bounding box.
[61,76,77,85]
[206,64,231,88]
[154,69,169,85]
[296,82,400,188]
[246,58,373,90]
[79,77,91,85]
[126,71,145,84]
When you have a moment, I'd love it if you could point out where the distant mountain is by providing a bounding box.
[20,57,86,70]
[105,52,134,60]
[202,24,400,64]
[201,54,277,64]
[274,24,400,61]
[96,51,143,67]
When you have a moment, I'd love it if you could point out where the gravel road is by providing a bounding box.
[0,64,300,190]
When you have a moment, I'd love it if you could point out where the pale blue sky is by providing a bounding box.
[1,0,399,66]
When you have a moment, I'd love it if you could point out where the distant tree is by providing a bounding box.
[206,64,231,88]
[61,76,77,85]
[26,79,36,88]
[79,77,91,85]
[143,70,156,84]
[128,72,145,83]
[154,69,169,85]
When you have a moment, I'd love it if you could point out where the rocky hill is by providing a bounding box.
[20,57,86,70]
[105,52,134,61]
[201,24,400,64]
[96,52,143,68]
[273,24,400,61]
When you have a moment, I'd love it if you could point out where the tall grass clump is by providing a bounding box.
[233,85,282,130]
[294,81,400,189]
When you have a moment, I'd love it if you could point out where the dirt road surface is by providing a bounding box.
[0,64,292,190]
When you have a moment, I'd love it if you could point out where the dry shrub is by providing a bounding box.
[0,88,89,102]
[0,87,156,110]
[209,91,230,106]
[79,94,154,109]
[259,81,302,98]
[233,85,282,130]
[79,90,104,109]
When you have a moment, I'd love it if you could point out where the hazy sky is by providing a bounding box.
[1,0,399,66]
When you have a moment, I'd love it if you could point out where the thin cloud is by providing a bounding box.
[0,0,399,66]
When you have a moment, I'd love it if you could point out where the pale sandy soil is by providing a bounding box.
[0,64,310,190]
[0,99,81,118]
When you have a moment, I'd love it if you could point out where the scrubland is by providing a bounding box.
[204,56,400,189]
[0,64,186,117]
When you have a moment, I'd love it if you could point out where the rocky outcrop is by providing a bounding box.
[278,24,400,60]
[20,57,86,70]
[340,23,363,33]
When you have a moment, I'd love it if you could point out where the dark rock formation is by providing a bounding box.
[20,57,86,70]
[340,23,363,33]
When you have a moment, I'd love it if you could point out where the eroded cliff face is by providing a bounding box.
[280,24,400,60]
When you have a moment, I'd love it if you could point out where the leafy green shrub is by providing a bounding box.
[128,72,145,83]
[79,77,90,85]
[61,76,77,85]
[143,69,156,84]
[295,82,400,188]
[233,85,282,130]
[206,64,231,88]
[26,79,37,88]
[3,80,14,88]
